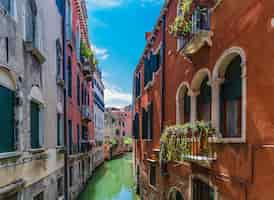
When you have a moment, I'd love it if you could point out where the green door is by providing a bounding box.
[0,85,15,153]
[31,101,40,149]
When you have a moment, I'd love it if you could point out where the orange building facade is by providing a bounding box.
[132,0,274,199]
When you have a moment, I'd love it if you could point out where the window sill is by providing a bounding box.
[28,148,46,154]
[0,152,22,161]
[56,146,65,153]
[144,81,153,91]
[210,136,246,144]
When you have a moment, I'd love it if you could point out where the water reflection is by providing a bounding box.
[78,153,139,200]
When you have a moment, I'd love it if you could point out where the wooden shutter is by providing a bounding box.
[0,86,15,153]
[31,101,40,149]
[148,103,153,140]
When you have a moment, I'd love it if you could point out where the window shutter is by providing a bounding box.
[0,86,15,153]
[39,108,44,147]
[142,108,146,139]
[31,102,40,149]
[196,8,201,31]
[148,103,153,140]
[192,10,197,33]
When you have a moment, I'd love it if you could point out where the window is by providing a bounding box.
[169,189,184,200]
[133,113,139,139]
[147,103,153,140]
[31,101,42,149]
[77,124,80,152]
[66,0,72,41]
[57,113,63,146]
[149,164,156,186]
[220,56,242,138]
[68,120,72,154]
[192,178,214,200]
[56,39,62,77]
[197,76,211,122]
[135,72,141,98]
[69,166,73,186]
[123,131,126,136]
[177,85,190,124]
[0,0,10,13]
[142,108,148,139]
[68,56,72,97]
[192,7,211,34]
[0,85,15,153]
[25,0,37,42]
[33,192,44,200]
[77,75,80,106]
[57,177,63,197]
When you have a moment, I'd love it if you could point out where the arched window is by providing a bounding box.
[177,85,190,124]
[220,55,242,137]
[169,189,184,200]
[197,76,211,122]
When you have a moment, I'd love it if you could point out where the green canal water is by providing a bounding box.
[78,153,139,200]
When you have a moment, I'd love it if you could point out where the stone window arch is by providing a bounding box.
[168,187,185,200]
[212,47,247,142]
[190,68,211,122]
[176,82,191,125]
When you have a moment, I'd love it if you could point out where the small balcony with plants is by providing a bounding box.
[169,0,216,55]
[80,42,97,81]
[159,121,217,174]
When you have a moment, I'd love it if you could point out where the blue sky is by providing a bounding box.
[86,0,164,108]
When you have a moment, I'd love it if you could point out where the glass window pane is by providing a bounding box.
[226,100,238,137]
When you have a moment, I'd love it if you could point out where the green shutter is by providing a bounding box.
[0,86,15,153]
[31,101,40,149]
[68,120,72,154]
[57,114,60,146]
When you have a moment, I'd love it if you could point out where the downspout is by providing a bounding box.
[62,1,68,200]
[160,14,166,133]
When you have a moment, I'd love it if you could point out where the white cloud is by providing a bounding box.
[91,44,110,61]
[87,0,124,9]
[103,80,132,108]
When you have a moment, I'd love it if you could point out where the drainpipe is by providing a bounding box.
[160,14,166,133]
[62,1,68,200]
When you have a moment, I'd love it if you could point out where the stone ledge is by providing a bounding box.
[0,152,22,161]
[0,178,25,199]
[28,148,46,154]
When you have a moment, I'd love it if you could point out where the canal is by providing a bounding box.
[78,153,139,200]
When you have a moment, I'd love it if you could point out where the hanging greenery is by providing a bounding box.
[168,0,194,37]
[180,0,193,16]
[159,121,216,163]
[169,16,192,37]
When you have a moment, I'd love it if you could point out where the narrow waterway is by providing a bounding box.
[78,153,139,200]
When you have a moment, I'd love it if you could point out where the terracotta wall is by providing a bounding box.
[133,0,274,199]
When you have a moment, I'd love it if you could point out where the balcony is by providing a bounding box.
[160,121,217,168]
[174,7,213,55]
[82,105,92,123]
[181,30,213,55]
